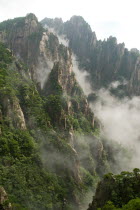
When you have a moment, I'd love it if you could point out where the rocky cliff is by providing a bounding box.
[0,12,137,210]
[0,14,120,210]
[41,16,140,96]
[0,187,12,210]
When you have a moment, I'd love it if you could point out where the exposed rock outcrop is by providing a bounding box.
[2,96,26,130]
[0,14,122,210]
[0,187,12,210]
[41,16,140,96]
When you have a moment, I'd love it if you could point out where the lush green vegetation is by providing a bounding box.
[88,169,140,210]
[0,17,25,32]
[98,198,140,210]
[0,42,101,209]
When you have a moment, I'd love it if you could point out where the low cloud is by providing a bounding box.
[72,55,92,96]
[90,82,140,170]
[44,25,69,47]
[36,57,53,89]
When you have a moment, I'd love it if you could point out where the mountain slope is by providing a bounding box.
[0,14,122,210]
[0,13,138,210]
[88,169,140,210]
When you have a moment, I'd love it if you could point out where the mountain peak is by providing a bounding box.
[70,15,85,22]
[26,13,38,21]
[68,15,92,31]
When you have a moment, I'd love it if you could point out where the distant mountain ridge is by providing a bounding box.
[41,16,140,96]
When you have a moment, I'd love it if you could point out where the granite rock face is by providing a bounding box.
[0,187,12,210]
[42,16,140,96]
[0,13,130,209]
[2,95,26,130]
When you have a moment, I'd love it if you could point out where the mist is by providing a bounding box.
[42,21,140,171]
[35,24,140,208]
[72,55,92,96]
[44,25,69,47]
[36,32,54,88]
[36,58,53,89]
[90,84,140,170]
[71,54,140,170]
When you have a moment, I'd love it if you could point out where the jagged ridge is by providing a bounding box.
[41,16,140,96]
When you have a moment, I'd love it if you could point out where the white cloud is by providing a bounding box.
[72,55,92,96]
[90,84,140,169]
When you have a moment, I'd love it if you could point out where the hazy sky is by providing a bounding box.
[0,0,140,50]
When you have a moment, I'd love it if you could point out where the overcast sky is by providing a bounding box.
[0,0,140,50]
